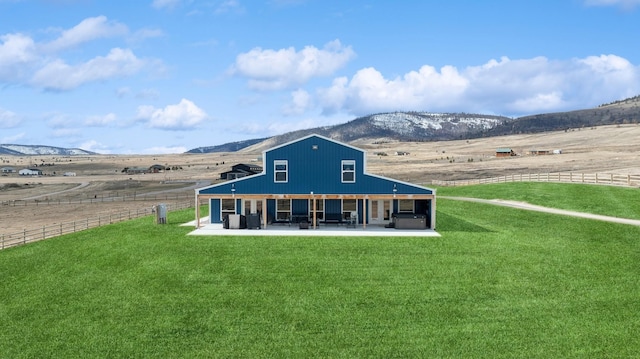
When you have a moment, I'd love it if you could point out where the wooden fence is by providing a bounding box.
[432,172,640,187]
[1,201,193,250]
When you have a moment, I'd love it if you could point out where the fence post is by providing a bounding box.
[23,229,26,244]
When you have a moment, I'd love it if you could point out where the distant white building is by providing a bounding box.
[19,168,42,176]
[1,167,15,173]
[63,172,77,176]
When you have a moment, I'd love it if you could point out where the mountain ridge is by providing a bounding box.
[189,95,640,153]
[0,144,96,156]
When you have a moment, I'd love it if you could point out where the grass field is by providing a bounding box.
[1,184,639,358]
[437,182,640,219]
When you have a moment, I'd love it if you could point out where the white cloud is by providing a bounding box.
[43,16,128,52]
[0,108,22,128]
[318,64,468,115]
[129,28,164,43]
[136,88,160,100]
[116,87,132,98]
[152,0,182,10]
[137,98,208,130]
[1,132,25,144]
[233,39,356,90]
[85,113,117,127]
[47,114,74,129]
[0,17,159,89]
[215,0,244,14]
[0,33,37,80]
[317,54,640,117]
[52,128,81,138]
[78,140,112,154]
[584,0,640,9]
[139,145,188,154]
[282,89,312,116]
[233,117,323,136]
[31,48,146,90]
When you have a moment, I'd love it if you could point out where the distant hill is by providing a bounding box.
[0,144,96,156]
[185,138,267,154]
[187,95,640,153]
[188,112,512,153]
[481,95,640,137]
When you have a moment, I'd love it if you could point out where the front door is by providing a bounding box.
[369,200,391,225]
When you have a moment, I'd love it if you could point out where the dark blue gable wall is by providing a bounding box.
[265,135,363,194]
[198,135,433,196]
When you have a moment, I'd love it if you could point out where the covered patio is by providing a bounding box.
[185,217,440,237]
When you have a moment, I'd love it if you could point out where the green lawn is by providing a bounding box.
[436,182,640,219]
[1,184,639,358]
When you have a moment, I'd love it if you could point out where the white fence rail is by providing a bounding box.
[1,201,193,250]
[432,172,640,187]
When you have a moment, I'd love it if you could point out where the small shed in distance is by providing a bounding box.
[496,148,516,157]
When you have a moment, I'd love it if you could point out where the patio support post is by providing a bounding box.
[312,193,317,229]
[195,195,200,228]
[431,198,437,230]
[262,198,267,229]
[362,196,367,229]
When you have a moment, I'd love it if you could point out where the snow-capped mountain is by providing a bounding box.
[0,144,95,156]
[189,111,511,153]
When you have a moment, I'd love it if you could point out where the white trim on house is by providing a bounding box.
[274,160,288,183]
[341,160,356,183]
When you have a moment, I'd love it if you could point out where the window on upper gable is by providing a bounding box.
[342,160,355,183]
[274,160,288,183]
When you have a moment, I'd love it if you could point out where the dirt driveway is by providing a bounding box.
[441,196,640,226]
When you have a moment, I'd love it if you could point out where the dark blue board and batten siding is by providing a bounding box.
[196,134,435,227]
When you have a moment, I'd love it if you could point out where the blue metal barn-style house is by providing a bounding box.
[194,134,436,230]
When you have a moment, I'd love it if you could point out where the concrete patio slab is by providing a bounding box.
[183,218,440,237]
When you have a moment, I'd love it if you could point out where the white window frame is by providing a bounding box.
[221,198,236,218]
[274,160,288,183]
[276,199,291,221]
[342,199,357,219]
[341,160,356,183]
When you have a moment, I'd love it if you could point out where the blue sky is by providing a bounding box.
[1,0,639,154]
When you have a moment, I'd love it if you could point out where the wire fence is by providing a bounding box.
[0,192,192,207]
[1,201,193,250]
[432,172,640,187]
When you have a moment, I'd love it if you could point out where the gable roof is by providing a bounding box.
[196,134,433,195]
